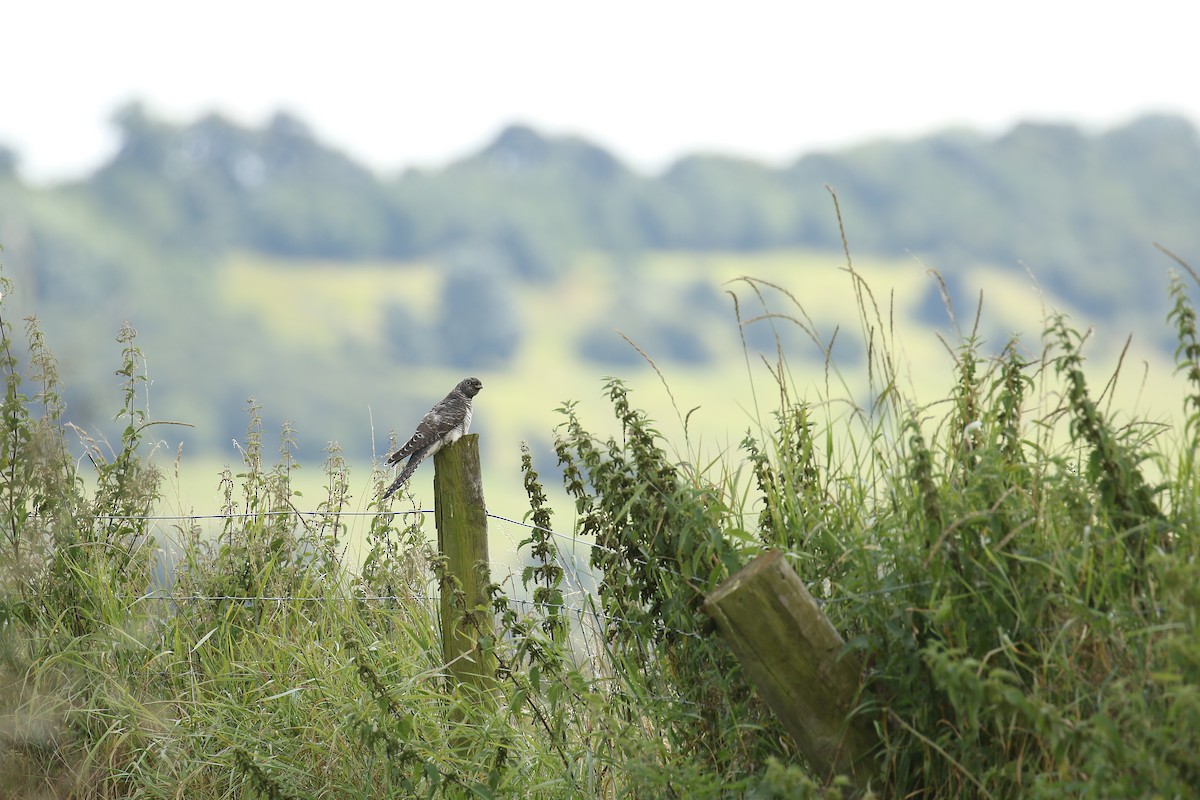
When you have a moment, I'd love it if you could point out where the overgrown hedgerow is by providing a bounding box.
[2,243,1200,798]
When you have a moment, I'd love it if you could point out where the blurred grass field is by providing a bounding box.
[200,248,1184,533]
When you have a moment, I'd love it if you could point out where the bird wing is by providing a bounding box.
[386,392,469,464]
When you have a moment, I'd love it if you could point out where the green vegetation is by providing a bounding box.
[3,106,1197,469]
[9,106,1197,320]
[3,241,1199,796]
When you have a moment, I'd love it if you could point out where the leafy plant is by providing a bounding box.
[3,245,1200,798]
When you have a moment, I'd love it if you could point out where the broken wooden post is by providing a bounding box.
[432,434,497,707]
[703,549,877,790]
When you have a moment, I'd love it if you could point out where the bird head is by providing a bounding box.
[459,377,483,397]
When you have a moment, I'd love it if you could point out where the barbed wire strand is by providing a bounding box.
[61,507,931,634]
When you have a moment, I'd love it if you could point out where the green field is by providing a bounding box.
[6,108,1200,795]
[4,257,1199,796]
[201,248,1184,525]
[139,248,1190,604]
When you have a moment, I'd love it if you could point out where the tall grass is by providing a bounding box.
[2,241,1199,798]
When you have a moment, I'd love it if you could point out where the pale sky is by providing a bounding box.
[3,1,1197,182]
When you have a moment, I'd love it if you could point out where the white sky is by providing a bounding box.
[3,1,1197,182]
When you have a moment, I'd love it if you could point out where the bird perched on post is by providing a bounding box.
[381,377,483,499]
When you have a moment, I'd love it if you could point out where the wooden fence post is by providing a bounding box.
[432,434,497,707]
[702,549,877,791]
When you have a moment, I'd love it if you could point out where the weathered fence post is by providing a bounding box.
[432,434,497,707]
[702,549,877,791]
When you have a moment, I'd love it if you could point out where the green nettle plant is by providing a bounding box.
[1,249,1199,798]
[1,294,74,623]
[1,285,171,793]
[553,379,790,789]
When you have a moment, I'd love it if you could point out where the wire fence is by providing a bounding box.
[139,510,691,647]
[78,507,929,643]
[53,507,712,708]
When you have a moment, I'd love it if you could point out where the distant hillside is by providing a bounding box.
[0,105,1198,465]
[2,105,1198,314]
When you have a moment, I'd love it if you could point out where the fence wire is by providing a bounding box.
[71,507,928,641]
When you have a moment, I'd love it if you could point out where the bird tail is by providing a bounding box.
[381,454,424,500]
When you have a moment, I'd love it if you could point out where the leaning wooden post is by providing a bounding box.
[432,434,497,707]
[702,549,877,791]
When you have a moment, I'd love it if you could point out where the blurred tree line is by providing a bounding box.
[0,104,1197,454]
[5,104,1197,307]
